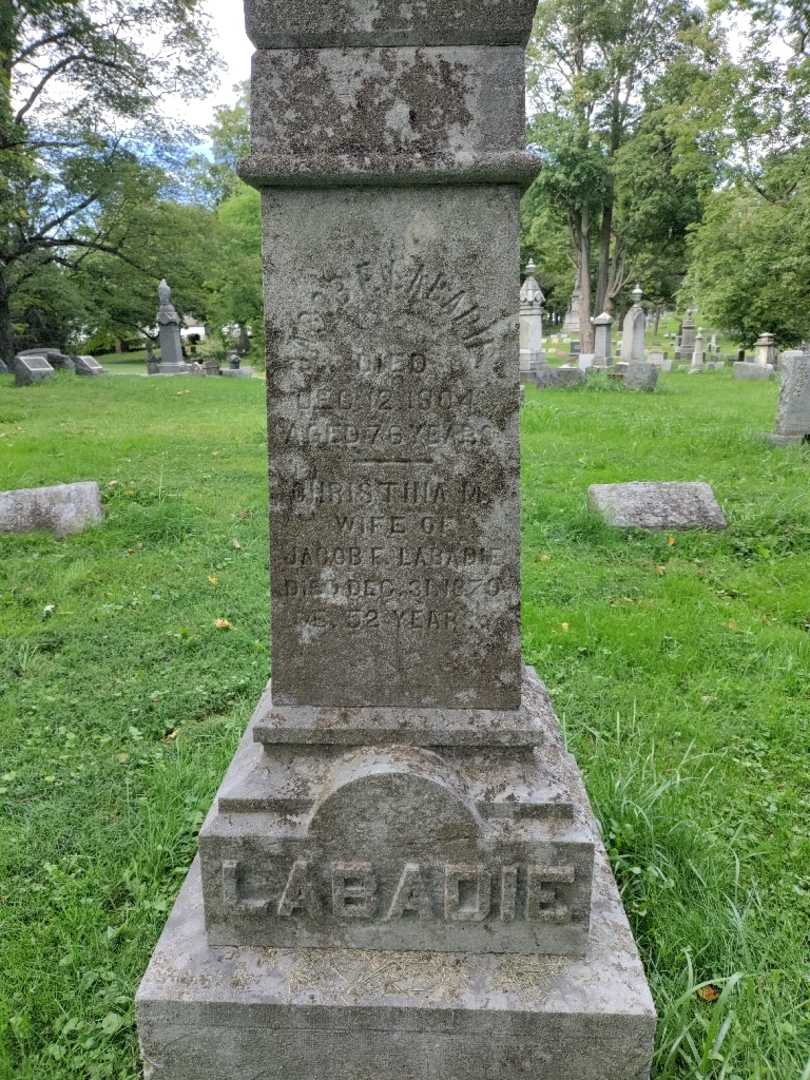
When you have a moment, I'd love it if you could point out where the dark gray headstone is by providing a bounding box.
[14,353,55,386]
[74,355,106,376]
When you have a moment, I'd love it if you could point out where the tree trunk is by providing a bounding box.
[595,198,613,317]
[577,208,593,352]
[653,307,661,336]
[0,272,13,365]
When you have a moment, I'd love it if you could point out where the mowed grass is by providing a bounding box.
[0,368,808,1079]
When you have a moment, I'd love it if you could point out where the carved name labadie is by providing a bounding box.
[224,859,576,924]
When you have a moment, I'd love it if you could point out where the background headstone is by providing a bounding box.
[623,363,659,391]
[734,361,773,381]
[588,482,727,530]
[0,481,104,537]
[519,259,546,380]
[74,355,106,376]
[17,347,74,371]
[563,275,581,335]
[592,311,614,367]
[620,284,646,364]
[14,353,55,386]
[768,350,810,444]
[689,328,705,372]
[678,310,697,360]
[755,332,777,368]
[155,280,191,375]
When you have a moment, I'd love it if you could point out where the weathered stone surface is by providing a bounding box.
[138,846,655,1080]
[0,481,103,537]
[531,365,586,388]
[769,351,810,444]
[264,185,521,711]
[621,285,645,364]
[199,670,595,956]
[18,346,73,370]
[243,47,537,188]
[156,280,189,372]
[678,311,696,360]
[244,0,539,49]
[588,481,726,531]
[13,353,55,386]
[734,361,773,381]
[623,363,659,392]
[220,366,255,379]
[74,355,106,376]
[137,0,655,1073]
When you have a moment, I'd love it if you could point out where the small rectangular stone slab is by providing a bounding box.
[734,362,773,381]
[137,847,655,1080]
[588,482,726,531]
[0,482,103,537]
[623,364,659,391]
[220,366,255,379]
[244,0,538,49]
[531,366,586,388]
[14,353,55,386]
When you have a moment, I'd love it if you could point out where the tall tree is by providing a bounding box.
[0,0,218,361]
[526,0,704,345]
[679,0,809,341]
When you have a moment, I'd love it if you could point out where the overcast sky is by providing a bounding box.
[187,0,254,128]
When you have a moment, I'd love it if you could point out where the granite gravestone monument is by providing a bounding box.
[13,353,55,386]
[621,284,646,364]
[74,355,106,376]
[137,5,655,1078]
[768,350,810,445]
[592,310,614,367]
[155,280,191,375]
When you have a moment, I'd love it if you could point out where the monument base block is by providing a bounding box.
[765,432,809,446]
[137,850,655,1080]
[153,363,192,377]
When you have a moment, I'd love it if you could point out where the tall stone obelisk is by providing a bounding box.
[136,5,655,1077]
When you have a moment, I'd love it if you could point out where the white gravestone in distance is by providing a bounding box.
[519,259,546,379]
[755,332,777,368]
[689,328,705,372]
[621,284,646,364]
[562,273,581,336]
[136,5,656,1079]
[592,311,614,367]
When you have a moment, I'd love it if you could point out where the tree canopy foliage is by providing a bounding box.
[523,0,809,347]
[0,0,218,359]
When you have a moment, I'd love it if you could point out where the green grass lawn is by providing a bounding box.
[1,369,808,1079]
